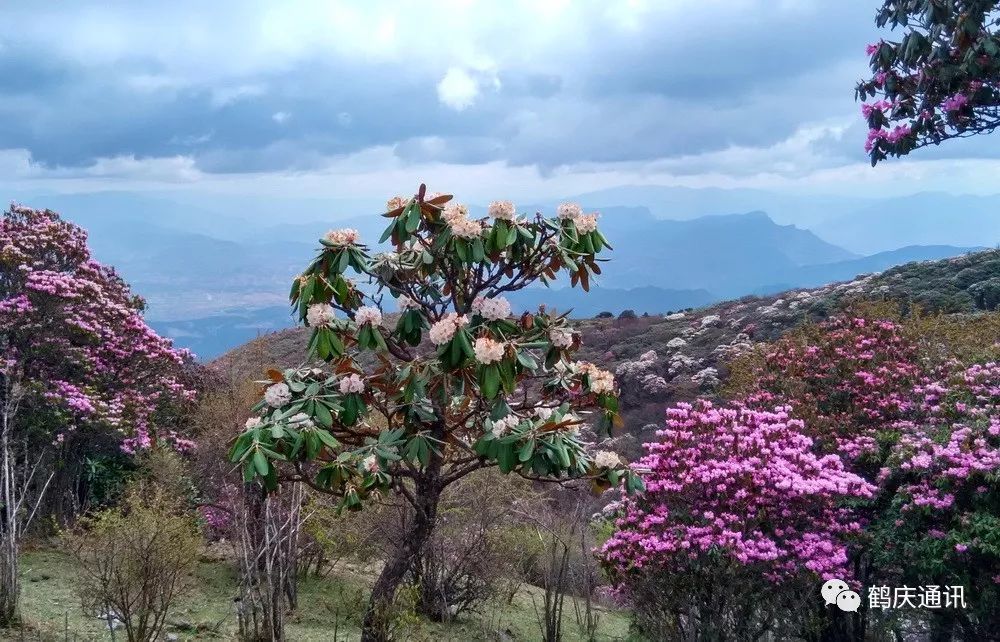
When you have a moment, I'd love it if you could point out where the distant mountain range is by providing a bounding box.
[7,188,986,359]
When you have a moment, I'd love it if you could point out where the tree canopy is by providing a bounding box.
[858,1,1000,164]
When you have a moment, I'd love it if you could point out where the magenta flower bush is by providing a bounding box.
[602,401,874,581]
[0,206,198,622]
[1,206,197,452]
[605,312,1000,639]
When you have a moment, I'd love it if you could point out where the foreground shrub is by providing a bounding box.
[601,400,874,640]
[662,309,1000,639]
[409,469,540,621]
[67,483,200,642]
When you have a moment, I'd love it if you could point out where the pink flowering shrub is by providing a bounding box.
[603,401,873,579]
[745,316,924,467]
[870,362,1000,639]
[601,400,874,639]
[0,206,198,453]
[609,312,1000,638]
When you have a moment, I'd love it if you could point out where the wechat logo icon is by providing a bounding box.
[821,579,861,613]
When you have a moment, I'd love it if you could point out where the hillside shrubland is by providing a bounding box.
[5,199,1000,642]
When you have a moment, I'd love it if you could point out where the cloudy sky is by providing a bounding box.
[3,0,1000,205]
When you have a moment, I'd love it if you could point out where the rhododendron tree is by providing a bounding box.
[733,311,999,637]
[871,361,1000,639]
[744,316,925,470]
[608,311,1000,638]
[600,400,874,640]
[229,185,641,641]
[857,1,1000,164]
[0,206,197,625]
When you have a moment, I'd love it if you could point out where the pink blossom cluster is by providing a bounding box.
[746,316,924,465]
[889,362,1000,520]
[942,93,969,112]
[861,100,893,118]
[602,401,874,582]
[865,124,912,152]
[1,206,198,454]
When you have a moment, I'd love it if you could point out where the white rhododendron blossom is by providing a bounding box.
[386,195,409,211]
[549,328,574,349]
[339,373,365,394]
[398,295,419,310]
[472,296,512,320]
[244,417,262,430]
[557,202,583,220]
[264,383,292,408]
[578,362,616,394]
[429,313,469,345]
[450,217,485,239]
[534,406,554,422]
[593,450,620,469]
[491,414,520,438]
[288,412,316,429]
[488,200,516,221]
[363,454,379,473]
[324,228,360,247]
[442,203,469,224]
[354,306,383,326]
[474,337,505,364]
[306,303,336,327]
[574,213,599,234]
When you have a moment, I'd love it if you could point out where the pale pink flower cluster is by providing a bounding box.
[244,417,262,430]
[386,195,409,211]
[323,228,360,247]
[471,296,511,320]
[264,383,292,408]
[429,313,469,345]
[488,200,516,221]
[578,362,615,394]
[339,374,365,394]
[556,202,598,233]
[354,305,383,326]
[442,203,469,224]
[549,328,574,349]
[441,200,484,237]
[363,454,379,473]
[288,412,315,429]
[575,213,599,233]
[474,337,505,364]
[450,217,485,239]
[535,406,554,422]
[306,303,336,327]
[593,450,620,469]
[491,414,520,438]
[398,295,420,311]
[557,203,583,220]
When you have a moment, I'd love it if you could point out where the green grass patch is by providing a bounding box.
[3,549,632,641]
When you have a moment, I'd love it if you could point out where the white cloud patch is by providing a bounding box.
[437,68,480,111]
[210,84,267,108]
[272,111,291,124]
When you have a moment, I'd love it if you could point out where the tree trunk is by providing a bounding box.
[0,530,17,627]
[361,472,443,642]
[0,374,18,627]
